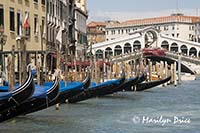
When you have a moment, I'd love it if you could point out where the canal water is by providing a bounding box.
[1,78,200,133]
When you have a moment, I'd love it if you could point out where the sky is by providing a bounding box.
[87,0,200,22]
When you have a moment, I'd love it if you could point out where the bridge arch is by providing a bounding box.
[105,47,113,58]
[180,45,188,55]
[114,45,122,56]
[133,40,141,51]
[170,43,178,52]
[95,49,103,59]
[161,41,169,50]
[124,43,132,54]
[189,47,197,57]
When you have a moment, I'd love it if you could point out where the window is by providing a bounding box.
[164,26,168,31]
[189,34,192,39]
[111,30,115,35]
[50,2,52,15]
[192,26,194,30]
[47,1,49,13]
[17,11,22,35]
[10,8,15,31]
[172,33,175,37]
[24,11,30,36]
[34,14,38,35]
[59,1,63,20]
[34,0,38,3]
[0,5,4,26]
[172,26,175,30]
[41,0,45,5]
[177,33,179,38]
[52,3,55,17]
[41,17,45,36]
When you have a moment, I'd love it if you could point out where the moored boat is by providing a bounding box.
[135,76,171,91]
[0,75,60,122]
[68,72,130,103]
[0,66,35,113]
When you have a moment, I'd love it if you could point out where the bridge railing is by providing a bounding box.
[110,51,142,62]
[166,52,200,65]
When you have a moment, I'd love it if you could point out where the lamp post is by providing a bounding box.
[0,25,7,72]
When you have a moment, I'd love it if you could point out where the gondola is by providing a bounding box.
[124,74,147,91]
[135,76,171,91]
[0,66,35,113]
[68,71,129,103]
[17,69,90,115]
[49,69,91,105]
[0,76,60,122]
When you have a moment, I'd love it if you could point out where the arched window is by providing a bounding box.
[180,45,188,55]
[161,41,169,50]
[95,49,103,59]
[105,47,113,58]
[170,43,178,52]
[114,45,122,56]
[133,41,141,51]
[189,47,197,57]
[124,43,132,54]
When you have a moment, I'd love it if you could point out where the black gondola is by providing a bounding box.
[135,76,171,91]
[0,76,60,122]
[0,66,35,113]
[13,69,92,117]
[124,74,147,91]
[51,69,91,104]
[68,72,135,103]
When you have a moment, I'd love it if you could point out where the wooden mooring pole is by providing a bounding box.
[8,45,15,91]
[173,62,177,86]
[178,53,181,84]
[148,60,152,81]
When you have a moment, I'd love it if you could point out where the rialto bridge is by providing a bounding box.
[91,27,200,60]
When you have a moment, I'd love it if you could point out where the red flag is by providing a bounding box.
[23,12,30,28]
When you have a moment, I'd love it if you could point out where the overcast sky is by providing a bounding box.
[87,0,200,22]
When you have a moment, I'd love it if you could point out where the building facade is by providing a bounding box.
[74,0,88,61]
[87,21,120,45]
[46,0,76,71]
[87,21,106,45]
[106,14,200,43]
[0,0,46,72]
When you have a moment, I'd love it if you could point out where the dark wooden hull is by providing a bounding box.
[124,74,147,91]
[4,70,92,119]
[0,67,35,113]
[136,76,171,91]
[0,77,60,123]
[54,69,92,104]
[68,74,135,103]
[98,76,138,96]
[68,82,122,103]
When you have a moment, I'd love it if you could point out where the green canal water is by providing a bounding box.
[1,78,200,133]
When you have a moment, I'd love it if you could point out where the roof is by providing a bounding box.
[107,14,200,28]
[87,21,106,28]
